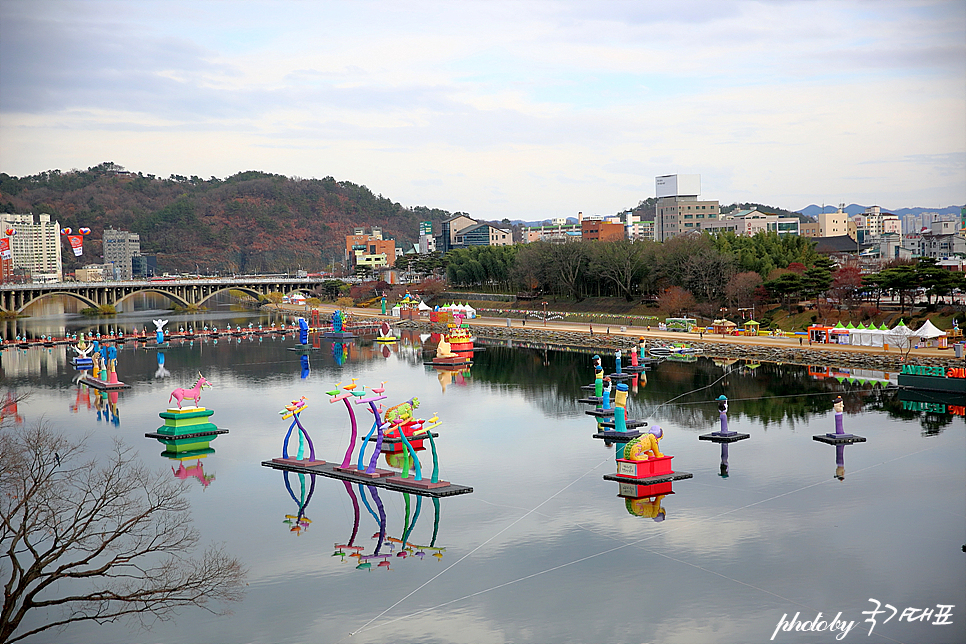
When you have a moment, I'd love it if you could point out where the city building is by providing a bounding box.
[437,214,511,252]
[919,220,966,260]
[580,218,625,242]
[524,218,582,243]
[102,229,141,280]
[74,264,111,282]
[133,254,158,279]
[816,208,849,238]
[438,215,477,254]
[800,220,819,237]
[453,222,512,247]
[654,174,719,241]
[345,227,396,269]
[702,209,801,237]
[418,221,436,254]
[0,213,63,283]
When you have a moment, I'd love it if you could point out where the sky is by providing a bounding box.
[1,0,964,220]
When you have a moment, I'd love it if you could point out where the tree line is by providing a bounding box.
[426,232,964,316]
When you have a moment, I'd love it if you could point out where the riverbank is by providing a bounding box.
[293,303,957,372]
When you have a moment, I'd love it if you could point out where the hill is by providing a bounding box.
[0,162,459,274]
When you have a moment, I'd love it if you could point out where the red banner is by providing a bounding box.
[0,238,10,260]
[67,235,83,257]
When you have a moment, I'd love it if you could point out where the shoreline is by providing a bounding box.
[291,303,957,372]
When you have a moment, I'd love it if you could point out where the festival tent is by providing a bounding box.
[849,325,886,347]
[913,320,948,348]
[417,300,432,311]
[885,321,917,349]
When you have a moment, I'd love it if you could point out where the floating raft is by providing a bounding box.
[286,344,320,352]
[585,408,615,418]
[699,432,751,443]
[424,359,472,367]
[323,331,357,339]
[577,396,603,405]
[592,430,641,442]
[606,373,634,381]
[261,460,473,498]
[603,471,693,486]
[812,434,867,445]
[598,418,648,429]
[146,406,228,456]
[77,376,131,390]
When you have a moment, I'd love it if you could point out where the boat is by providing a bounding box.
[648,343,703,358]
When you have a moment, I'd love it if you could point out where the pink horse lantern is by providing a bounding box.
[172,460,215,488]
[168,374,212,409]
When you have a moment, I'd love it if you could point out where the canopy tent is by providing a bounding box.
[914,319,948,348]
[848,326,886,347]
[885,322,917,349]
[417,300,432,311]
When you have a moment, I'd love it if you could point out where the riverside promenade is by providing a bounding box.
[294,303,955,371]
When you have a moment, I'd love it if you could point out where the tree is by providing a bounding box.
[725,271,763,309]
[830,266,864,310]
[657,286,696,317]
[764,273,803,312]
[0,422,245,644]
[588,240,650,301]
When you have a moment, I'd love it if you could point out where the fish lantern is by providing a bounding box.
[61,227,72,235]
[79,227,91,235]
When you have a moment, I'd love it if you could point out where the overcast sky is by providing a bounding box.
[1,0,963,219]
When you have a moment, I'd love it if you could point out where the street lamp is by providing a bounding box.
[542,301,548,326]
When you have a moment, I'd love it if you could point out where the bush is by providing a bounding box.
[858,305,880,320]
[336,297,354,309]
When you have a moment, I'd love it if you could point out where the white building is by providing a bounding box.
[1,213,63,282]
[654,174,719,241]
[702,209,801,237]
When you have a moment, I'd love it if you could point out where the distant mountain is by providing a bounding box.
[797,203,963,218]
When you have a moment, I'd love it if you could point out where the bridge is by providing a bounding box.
[0,277,325,314]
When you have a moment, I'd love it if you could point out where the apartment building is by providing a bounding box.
[1,213,63,283]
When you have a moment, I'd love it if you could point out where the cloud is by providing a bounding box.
[1,0,964,215]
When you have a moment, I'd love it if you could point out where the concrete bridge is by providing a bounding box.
[0,277,324,314]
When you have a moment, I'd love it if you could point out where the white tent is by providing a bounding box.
[914,319,946,339]
[885,322,917,349]
[914,320,947,347]
[849,327,886,347]
[417,300,432,311]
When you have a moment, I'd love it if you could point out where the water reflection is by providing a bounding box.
[329,479,446,572]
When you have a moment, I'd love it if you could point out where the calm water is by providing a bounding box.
[2,308,964,644]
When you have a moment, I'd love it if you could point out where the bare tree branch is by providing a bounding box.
[0,422,246,644]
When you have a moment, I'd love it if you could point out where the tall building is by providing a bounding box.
[0,213,63,283]
[418,221,436,254]
[654,174,719,241]
[102,229,141,280]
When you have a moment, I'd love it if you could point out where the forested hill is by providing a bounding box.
[0,162,458,274]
